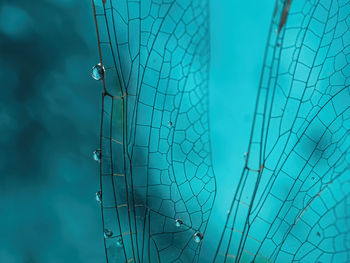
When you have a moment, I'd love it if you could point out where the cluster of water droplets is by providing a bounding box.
[91,65,126,249]
[93,148,102,205]
[91,63,203,248]
[92,64,102,207]
[174,219,203,243]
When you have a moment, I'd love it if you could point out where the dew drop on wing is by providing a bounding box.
[193,232,203,243]
[243,152,248,160]
[104,229,113,239]
[91,63,105,81]
[175,219,183,228]
[93,149,101,162]
[116,238,123,248]
[95,190,102,203]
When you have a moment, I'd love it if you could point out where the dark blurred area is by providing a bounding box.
[0,1,104,262]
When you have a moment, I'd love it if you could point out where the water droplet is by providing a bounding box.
[243,152,248,160]
[91,63,105,80]
[95,191,102,203]
[116,238,123,247]
[93,149,101,162]
[104,229,113,238]
[175,219,183,227]
[168,121,173,127]
[193,232,203,243]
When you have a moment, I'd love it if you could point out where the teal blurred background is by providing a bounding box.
[0,0,273,262]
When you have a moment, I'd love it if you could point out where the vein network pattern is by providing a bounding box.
[92,0,216,262]
[214,0,350,262]
[91,0,350,262]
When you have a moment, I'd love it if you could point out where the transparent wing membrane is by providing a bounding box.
[214,0,350,262]
[92,0,216,262]
[92,0,350,262]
